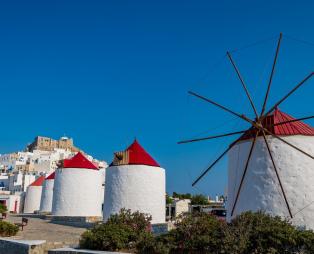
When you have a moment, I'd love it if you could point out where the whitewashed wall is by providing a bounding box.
[104,165,166,224]
[0,194,21,213]
[39,179,54,213]
[52,168,103,216]
[227,135,314,229]
[99,168,106,210]
[24,186,42,213]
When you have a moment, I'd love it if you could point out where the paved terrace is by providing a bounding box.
[6,214,87,247]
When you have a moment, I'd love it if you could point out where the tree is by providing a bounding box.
[190,194,209,205]
[165,194,173,205]
[0,204,7,214]
[172,192,191,200]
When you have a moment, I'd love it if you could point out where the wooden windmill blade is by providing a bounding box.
[262,127,314,160]
[263,71,314,118]
[226,51,259,118]
[192,142,236,187]
[188,91,251,121]
[272,115,314,126]
[177,129,247,144]
[260,33,283,116]
[230,131,259,216]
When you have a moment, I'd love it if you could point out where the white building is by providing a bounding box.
[9,172,37,193]
[166,199,190,221]
[104,140,166,224]
[32,149,74,173]
[227,109,314,229]
[23,176,45,213]
[0,152,33,172]
[0,191,22,213]
[0,148,75,175]
[52,152,103,217]
[0,173,10,190]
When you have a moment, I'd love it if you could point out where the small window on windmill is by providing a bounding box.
[112,151,129,166]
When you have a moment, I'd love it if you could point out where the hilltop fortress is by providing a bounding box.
[27,136,80,153]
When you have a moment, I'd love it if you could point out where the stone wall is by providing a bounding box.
[50,216,102,227]
[0,239,46,254]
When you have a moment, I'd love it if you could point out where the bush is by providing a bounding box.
[81,209,314,253]
[171,213,225,252]
[0,204,7,214]
[136,232,175,254]
[222,211,314,254]
[0,221,19,237]
[137,211,314,254]
[137,212,225,253]
[80,209,152,252]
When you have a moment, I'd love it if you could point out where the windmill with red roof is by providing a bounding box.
[24,176,45,213]
[52,152,103,217]
[178,33,314,229]
[104,139,165,224]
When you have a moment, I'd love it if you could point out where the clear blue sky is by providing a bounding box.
[0,0,313,197]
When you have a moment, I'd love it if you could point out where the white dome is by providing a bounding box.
[227,135,314,229]
[104,164,165,224]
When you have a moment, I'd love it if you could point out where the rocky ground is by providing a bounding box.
[6,214,87,247]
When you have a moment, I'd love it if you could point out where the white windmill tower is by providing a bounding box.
[24,176,45,213]
[104,139,166,224]
[178,33,314,229]
[52,152,103,217]
[39,171,55,213]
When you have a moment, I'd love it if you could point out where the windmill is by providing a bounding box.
[178,33,314,226]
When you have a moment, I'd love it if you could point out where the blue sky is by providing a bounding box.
[0,0,313,197]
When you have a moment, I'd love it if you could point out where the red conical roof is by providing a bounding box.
[63,152,99,170]
[111,140,160,167]
[45,172,55,180]
[238,108,314,141]
[271,109,314,135]
[30,176,45,187]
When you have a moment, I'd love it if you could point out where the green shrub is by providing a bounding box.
[137,212,225,253]
[137,234,173,254]
[0,221,19,237]
[137,211,314,254]
[171,213,225,252]
[80,209,152,252]
[222,211,314,254]
[297,229,314,254]
[81,209,314,253]
[0,204,7,214]
[80,223,133,251]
